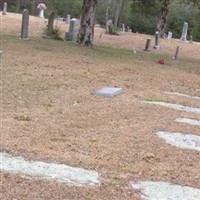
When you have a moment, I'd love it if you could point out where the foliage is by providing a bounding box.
[108,25,119,35]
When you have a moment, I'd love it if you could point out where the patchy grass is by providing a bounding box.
[1,13,200,200]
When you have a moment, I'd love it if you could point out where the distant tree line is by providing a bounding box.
[3,0,200,41]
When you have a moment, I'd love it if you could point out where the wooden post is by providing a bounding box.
[174,46,179,59]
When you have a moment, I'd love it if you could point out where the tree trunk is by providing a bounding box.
[77,0,98,47]
[157,0,171,37]
[114,0,123,27]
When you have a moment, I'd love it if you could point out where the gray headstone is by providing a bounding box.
[46,11,55,37]
[144,38,151,51]
[95,87,122,98]
[189,35,193,44]
[20,9,29,40]
[122,24,125,32]
[167,31,172,39]
[3,2,7,15]
[0,50,2,62]
[66,14,70,24]
[180,22,188,41]
[65,18,80,41]
[154,31,160,49]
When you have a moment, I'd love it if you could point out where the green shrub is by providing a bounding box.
[108,25,119,35]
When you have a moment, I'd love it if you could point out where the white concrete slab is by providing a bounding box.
[164,91,200,100]
[176,118,200,126]
[142,100,200,114]
[95,87,122,98]
[0,152,99,186]
[131,181,200,200]
[156,131,200,151]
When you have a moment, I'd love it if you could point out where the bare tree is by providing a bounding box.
[77,0,98,47]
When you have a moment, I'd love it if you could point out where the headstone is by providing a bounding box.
[167,31,172,39]
[94,87,122,98]
[180,22,188,41]
[3,2,7,15]
[45,11,55,37]
[122,24,125,32]
[65,18,80,41]
[174,46,179,59]
[189,35,193,44]
[20,9,29,40]
[95,24,101,28]
[144,38,151,51]
[0,50,2,62]
[154,31,160,49]
[66,14,70,24]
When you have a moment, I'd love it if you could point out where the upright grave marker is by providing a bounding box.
[20,9,29,40]
[167,31,172,39]
[180,22,188,41]
[66,14,71,24]
[65,18,80,42]
[154,31,160,49]
[144,38,151,51]
[3,2,7,15]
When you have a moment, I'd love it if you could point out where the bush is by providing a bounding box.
[108,25,119,35]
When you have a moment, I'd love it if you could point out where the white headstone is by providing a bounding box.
[167,31,172,39]
[122,24,125,32]
[180,22,188,41]
[65,18,80,41]
[3,2,7,15]
[66,14,71,24]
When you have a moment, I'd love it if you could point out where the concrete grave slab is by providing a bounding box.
[142,100,200,114]
[95,87,122,98]
[0,152,100,186]
[131,181,200,200]
[176,118,200,126]
[156,131,200,151]
[164,91,200,100]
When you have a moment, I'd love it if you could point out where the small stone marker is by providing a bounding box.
[20,9,30,40]
[65,18,80,41]
[95,87,122,98]
[144,38,151,51]
[2,2,7,15]
[154,31,160,49]
[167,31,172,39]
[189,35,193,43]
[180,22,188,41]
[0,50,2,62]
[122,24,125,32]
[174,45,179,59]
[66,14,70,24]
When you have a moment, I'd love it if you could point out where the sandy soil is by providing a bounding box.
[0,12,200,200]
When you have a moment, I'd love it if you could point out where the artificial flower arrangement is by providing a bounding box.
[37,3,47,10]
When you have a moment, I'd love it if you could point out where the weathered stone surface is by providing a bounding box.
[0,152,100,186]
[156,131,200,151]
[20,9,29,40]
[65,18,80,41]
[131,181,200,200]
[95,87,122,98]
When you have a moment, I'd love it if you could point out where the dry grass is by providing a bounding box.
[1,12,200,200]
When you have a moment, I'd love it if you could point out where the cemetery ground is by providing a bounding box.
[1,13,200,200]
